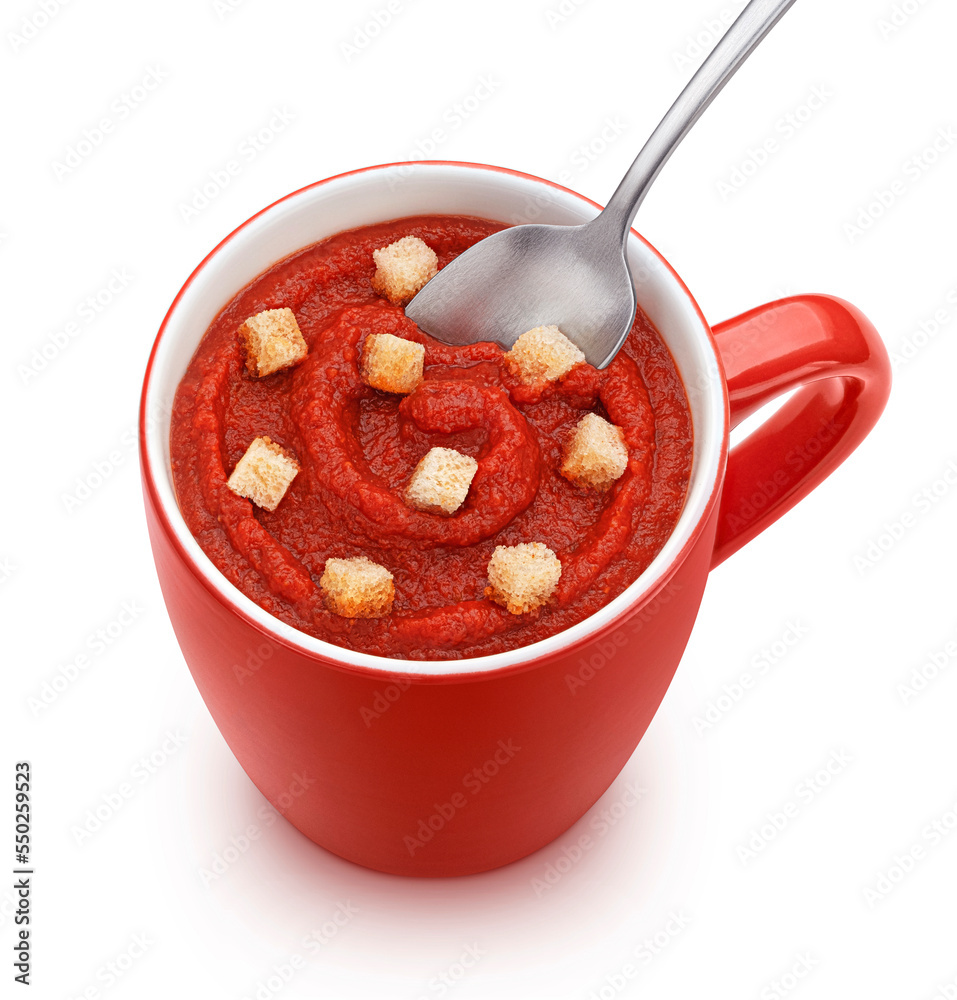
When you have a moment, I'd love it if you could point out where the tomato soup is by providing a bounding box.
[169,216,693,659]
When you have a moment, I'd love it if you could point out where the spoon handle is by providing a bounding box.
[597,0,798,245]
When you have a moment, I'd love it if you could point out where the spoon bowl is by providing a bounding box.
[406,216,636,369]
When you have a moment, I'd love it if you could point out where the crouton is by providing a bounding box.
[371,235,438,305]
[320,556,395,619]
[560,412,628,490]
[360,332,425,394]
[227,436,299,512]
[485,542,562,615]
[405,447,478,515]
[503,325,586,384]
[238,307,308,378]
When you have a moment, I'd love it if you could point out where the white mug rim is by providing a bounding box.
[140,160,729,678]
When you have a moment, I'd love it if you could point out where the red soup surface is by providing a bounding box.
[170,216,693,660]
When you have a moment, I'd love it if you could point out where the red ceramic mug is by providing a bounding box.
[140,161,890,876]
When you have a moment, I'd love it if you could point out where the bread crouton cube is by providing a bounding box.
[560,412,628,490]
[371,235,438,305]
[405,447,478,516]
[504,325,586,384]
[485,542,562,615]
[227,436,299,512]
[360,333,425,394]
[320,556,395,619]
[238,307,308,378]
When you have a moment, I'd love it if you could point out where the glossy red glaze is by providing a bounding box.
[143,479,712,875]
[140,163,891,876]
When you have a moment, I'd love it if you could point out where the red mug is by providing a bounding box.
[139,161,890,876]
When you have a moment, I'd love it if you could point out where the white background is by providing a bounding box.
[4,0,957,997]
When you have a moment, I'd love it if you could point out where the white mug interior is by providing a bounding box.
[143,162,726,677]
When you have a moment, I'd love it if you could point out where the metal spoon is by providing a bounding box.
[405,0,798,369]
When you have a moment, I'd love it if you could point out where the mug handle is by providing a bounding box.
[710,294,891,567]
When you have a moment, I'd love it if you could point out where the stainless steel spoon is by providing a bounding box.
[405,0,798,369]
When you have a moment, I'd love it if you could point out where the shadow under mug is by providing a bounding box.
[140,161,891,876]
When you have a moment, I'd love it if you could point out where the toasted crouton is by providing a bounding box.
[227,436,299,511]
[320,556,395,619]
[405,447,478,515]
[371,235,438,305]
[238,307,308,378]
[503,325,585,384]
[560,412,628,490]
[360,333,425,394]
[485,542,562,615]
